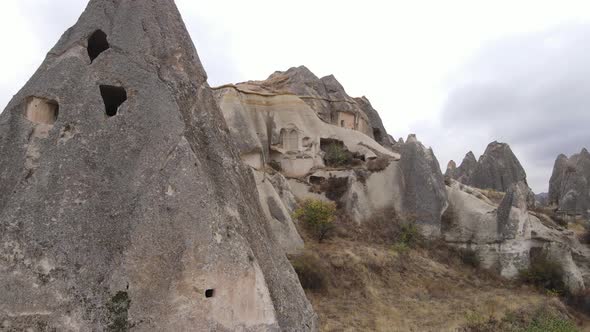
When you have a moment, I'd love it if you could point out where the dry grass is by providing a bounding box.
[291,218,590,331]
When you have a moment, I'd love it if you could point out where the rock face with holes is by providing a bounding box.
[548,148,590,217]
[0,1,316,331]
[450,142,530,193]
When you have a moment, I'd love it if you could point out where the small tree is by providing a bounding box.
[293,199,336,242]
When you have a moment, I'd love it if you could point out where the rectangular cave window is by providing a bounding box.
[100,85,127,117]
[25,97,59,125]
[205,289,215,298]
[88,30,110,62]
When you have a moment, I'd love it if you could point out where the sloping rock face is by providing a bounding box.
[0,1,316,331]
[451,142,529,193]
[444,180,589,292]
[399,135,448,237]
[354,96,395,148]
[548,148,590,216]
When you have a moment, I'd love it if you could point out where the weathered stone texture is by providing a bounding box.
[0,1,316,330]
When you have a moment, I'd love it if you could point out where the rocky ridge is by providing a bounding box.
[449,141,530,193]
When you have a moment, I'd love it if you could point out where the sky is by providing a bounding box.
[1,0,590,193]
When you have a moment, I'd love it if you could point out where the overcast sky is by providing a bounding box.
[1,0,590,193]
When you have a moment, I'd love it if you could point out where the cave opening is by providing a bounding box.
[88,30,110,62]
[100,85,127,117]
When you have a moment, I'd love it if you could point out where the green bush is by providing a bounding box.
[458,248,481,269]
[324,143,352,167]
[396,221,421,248]
[519,254,566,293]
[293,199,337,242]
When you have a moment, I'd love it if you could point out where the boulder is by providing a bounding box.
[0,1,316,330]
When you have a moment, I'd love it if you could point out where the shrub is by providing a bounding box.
[269,160,281,172]
[324,143,352,167]
[458,248,481,269]
[289,253,329,292]
[293,199,337,242]
[519,254,566,293]
[565,288,590,315]
[395,221,422,248]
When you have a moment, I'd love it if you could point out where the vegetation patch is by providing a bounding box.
[459,304,578,332]
[322,141,354,167]
[293,198,336,242]
[107,291,131,332]
[519,254,566,294]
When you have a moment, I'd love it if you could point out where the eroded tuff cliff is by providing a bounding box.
[0,1,316,330]
[449,141,529,193]
[216,68,590,293]
[549,148,590,216]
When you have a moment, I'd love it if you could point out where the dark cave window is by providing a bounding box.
[205,289,215,298]
[99,85,127,117]
[88,30,110,62]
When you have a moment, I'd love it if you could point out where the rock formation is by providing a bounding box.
[447,151,477,184]
[548,148,590,217]
[0,1,316,330]
[450,142,529,193]
[354,96,395,148]
[399,135,448,237]
[215,69,450,238]
[445,180,589,291]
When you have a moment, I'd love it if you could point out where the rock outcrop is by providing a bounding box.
[450,142,529,193]
[548,148,590,216]
[399,135,448,237]
[444,180,589,291]
[447,151,477,184]
[0,1,316,330]
[216,66,393,146]
[354,96,395,148]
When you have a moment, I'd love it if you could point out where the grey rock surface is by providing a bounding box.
[470,141,528,192]
[548,148,590,216]
[0,1,316,331]
[452,151,478,184]
[451,142,529,193]
[399,135,448,237]
[354,96,394,148]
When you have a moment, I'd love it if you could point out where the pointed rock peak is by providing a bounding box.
[0,1,316,330]
[284,65,319,79]
[406,134,418,143]
[447,160,457,169]
[581,147,589,156]
[398,137,404,144]
[465,151,477,162]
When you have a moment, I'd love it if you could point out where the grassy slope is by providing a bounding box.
[291,222,590,331]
